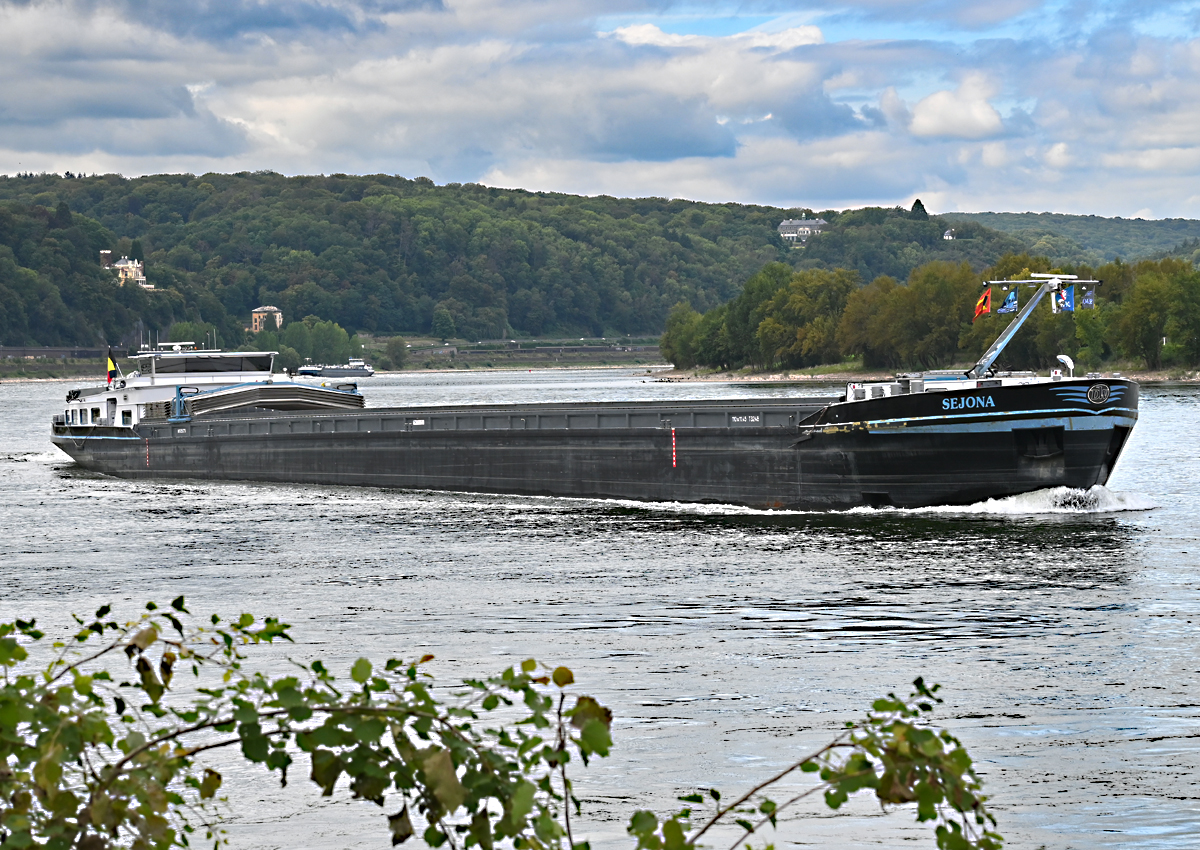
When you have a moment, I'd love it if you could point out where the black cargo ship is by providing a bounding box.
[51,275,1138,510]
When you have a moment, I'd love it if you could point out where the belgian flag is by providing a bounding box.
[973,288,991,322]
[106,348,118,385]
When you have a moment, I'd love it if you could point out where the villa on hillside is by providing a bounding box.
[100,250,153,289]
[250,306,284,333]
[777,217,828,243]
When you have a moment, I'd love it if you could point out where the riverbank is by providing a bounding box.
[653,364,1200,384]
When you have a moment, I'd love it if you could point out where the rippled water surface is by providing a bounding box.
[3,370,1198,850]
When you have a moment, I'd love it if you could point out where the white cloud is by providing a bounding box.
[1044,142,1072,169]
[981,141,1008,168]
[909,74,1003,139]
[608,23,823,51]
[4,1,1200,217]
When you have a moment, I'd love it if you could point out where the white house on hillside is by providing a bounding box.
[100,250,152,289]
[778,217,828,243]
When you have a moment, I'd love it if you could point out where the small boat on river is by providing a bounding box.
[297,358,374,378]
[50,275,1138,510]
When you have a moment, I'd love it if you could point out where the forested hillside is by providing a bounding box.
[0,202,180,346]
[0,173,1029,347]
[943,212,1200,265]
[0,172,796,346]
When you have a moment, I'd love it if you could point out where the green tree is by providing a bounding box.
[660,302,702,369]
[385,336,409,369]
[838,276,902,368]
[168,320,216,346]
[309,320,352,364]
[753,268,858,368]
[1167,266,1200,365]
[52,201,72,230]
[432,308,456,341]
[280,321,312,360]
[911,198,929,221]
[1114,271,1171,368]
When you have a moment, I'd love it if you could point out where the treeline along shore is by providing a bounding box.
[659,253,1200,374]
[2,172,1198,376]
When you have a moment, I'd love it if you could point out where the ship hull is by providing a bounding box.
[50,381,1139,510]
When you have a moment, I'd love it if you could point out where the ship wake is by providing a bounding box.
[864,485,1156,516]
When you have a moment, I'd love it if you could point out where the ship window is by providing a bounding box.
[153,355,273,374]
[67,409,74,424]
[121,410,132,426]
[92,408,100,422]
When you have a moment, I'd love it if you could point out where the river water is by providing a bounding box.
[2,369,1197,850]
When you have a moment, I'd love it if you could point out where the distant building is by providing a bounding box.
[101,250,152,289]
[778,216,828,243]
[943,229,956,240]
[251,306,283,333]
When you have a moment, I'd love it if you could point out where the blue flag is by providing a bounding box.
[997,289,1018,314]
[1081,287,1095,309]
[1053,285,1074,313]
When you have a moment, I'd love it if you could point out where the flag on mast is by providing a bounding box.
[1052,285,1075,313]
[106,348,118,385]
[997,289,1018,314]
[973,288,991,322]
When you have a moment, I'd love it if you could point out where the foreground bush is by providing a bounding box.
[0,601,1001,850]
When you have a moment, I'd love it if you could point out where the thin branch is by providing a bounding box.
[722,766,878,850]
[687,733,850,846]
[48,633,129,685]
[556,692,575,849]
[97,701,451,793]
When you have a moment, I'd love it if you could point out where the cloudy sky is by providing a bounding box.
[3,0,1200,217]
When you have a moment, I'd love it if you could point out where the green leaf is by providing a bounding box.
[678,794,704,803]
[352,717,386,743]
[552,666,574,687]
[388,807,414,846]
[628,811,658,835]
[578,719,612,758]
[567,695,612,730]
[311,749,342,795]
[509,779,536,826]
[171,596,188,613]
[130,626,158,651]
[0,637,29,667]
[239,724,270,762]
[422,748,466,812]
[351,658,372,684]
[708,788,721,801]
[734,818,754,832]
[468,809,494,850]
[662,818,686,850]
[521,659,537,673]
[199,769,222,800]
[136,656,164,702]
